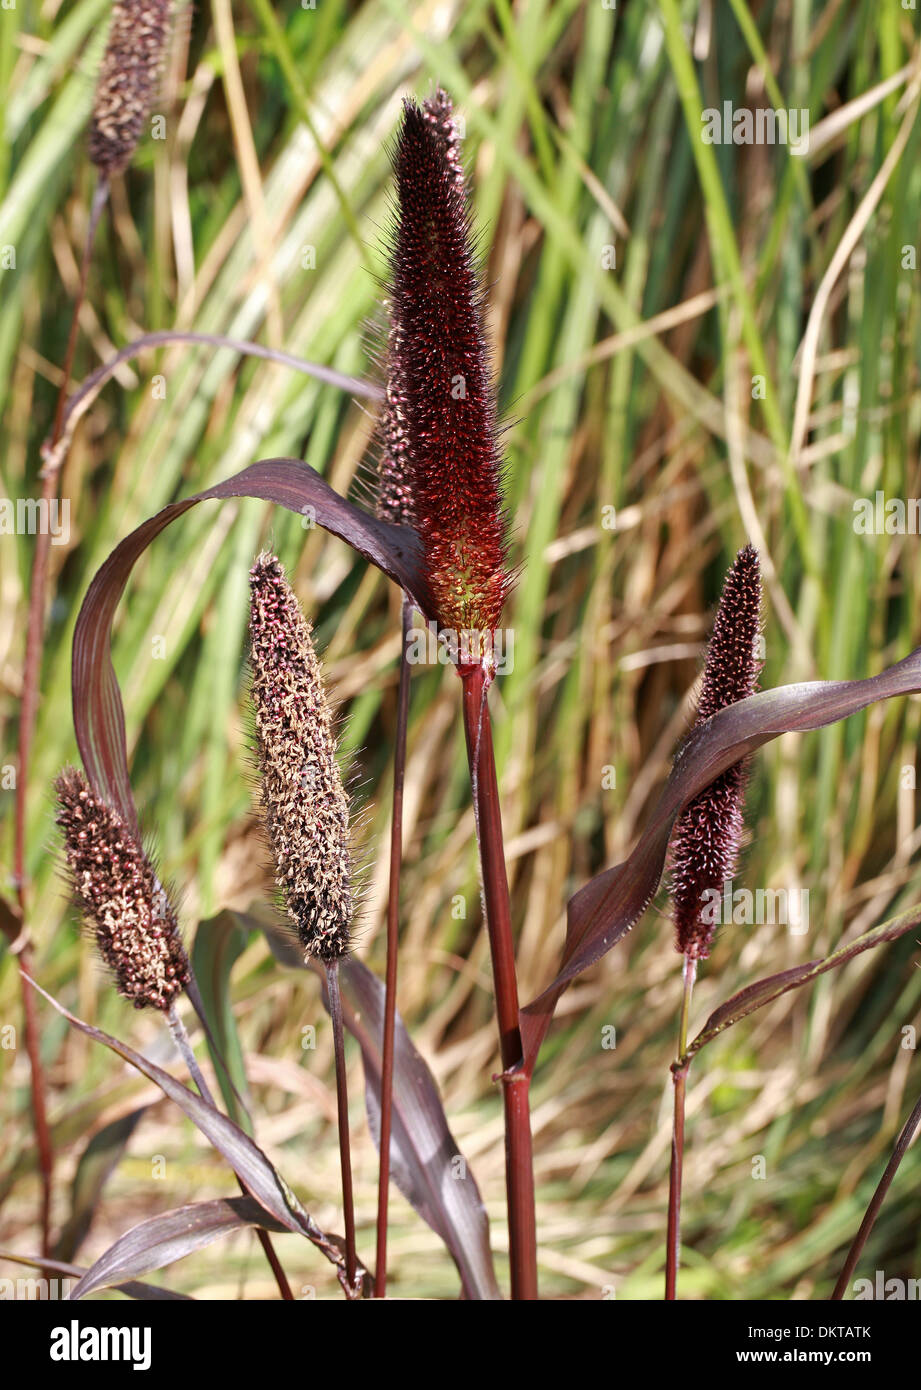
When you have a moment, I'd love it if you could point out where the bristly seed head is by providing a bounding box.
[89,0,171,177]
[55,767,189,1010]
[669,544,762,960]
[379,87,511,634]
[248,553,353,961]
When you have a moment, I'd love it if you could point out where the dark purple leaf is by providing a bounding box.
[0,1250,192,1300]
[681,901,921,1064]
[23,975,361,1283]
[72,458,431,832]
[69,1196,290,1300]
[521,650,921,1074]
[260,916,501,1299]
[338,958,501,1301]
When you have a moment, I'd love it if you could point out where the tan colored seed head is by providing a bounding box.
[89,0,171,176]
[55,766,190,1009]
[248,554,353,961]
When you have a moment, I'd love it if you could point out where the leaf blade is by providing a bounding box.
[72,458,430,831]
[23,975,358,1281]
[0,1249,192,1300]
[53,1107,147,1264]
[682,901,921,1063]
[192,913,252,1129]
[69,1196,290,1301]
[521,652,921,1073]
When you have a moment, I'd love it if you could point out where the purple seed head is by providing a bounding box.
[378,87,511,634]
[55,767,189,1010]
[248,553,353,961]
[89,0,171,177]
[670,544,762,960]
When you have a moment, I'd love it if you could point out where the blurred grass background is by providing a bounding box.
[2,0,921,1299]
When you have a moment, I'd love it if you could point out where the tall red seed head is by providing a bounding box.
[669,544,762,960]
[55,767,190,1009]
[381,88,511,636]
[248,553,353,961]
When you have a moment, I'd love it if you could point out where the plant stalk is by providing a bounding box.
[460,661,538,1300]
[665,953,697,1300]
[831,1087,921,1299]
[374,595,412,1297]
[325,959,359,1294]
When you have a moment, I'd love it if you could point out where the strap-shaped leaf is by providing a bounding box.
[24,975,362,1284]
[0,1249,191,1300]
[71,458,430,833]
[69,1196,290,1300]
[521,650,921,1074]
[679,901,921,1066]
[261,917,501,1300]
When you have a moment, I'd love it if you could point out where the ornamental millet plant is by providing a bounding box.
[28,73,921,1304]
[665,544,763,1299]
[379,90,537,1299]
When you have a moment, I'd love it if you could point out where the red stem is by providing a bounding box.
[665,1066,688,1300]
[665,953,695,1300]
[460,662,538,1300]
[326,960,359,1294]
[17,942,53,1258]
[374,596,412,1297]
[831,1087,921,1299]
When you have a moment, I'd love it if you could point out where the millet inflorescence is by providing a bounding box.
[55,767,189,1009]
[248,554,353,961]
[670,544,762,960]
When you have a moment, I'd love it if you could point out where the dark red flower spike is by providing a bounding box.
[670,544,763,959]
[382,88,511,643]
